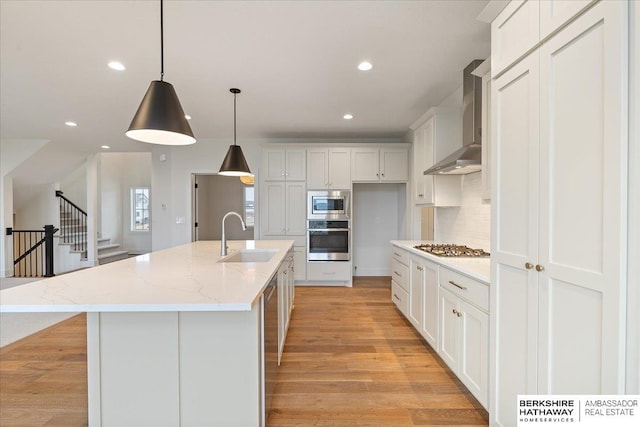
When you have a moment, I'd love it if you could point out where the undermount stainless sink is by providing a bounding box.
[217,249,279,263]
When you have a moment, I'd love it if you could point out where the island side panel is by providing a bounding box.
[93,312,180,427]
[179,305,262,426]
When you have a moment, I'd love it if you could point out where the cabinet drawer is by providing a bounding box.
[391,259,409,291]
[306,261,351,281]
[439,268,489,312]
[391,280,409,317]
[391,247,409,266]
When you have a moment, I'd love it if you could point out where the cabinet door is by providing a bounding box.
[420,261,438,350]
[262,182,286,235]
[328,148,351,189]
[351,148,380,182]
[413,127,426,203]
[480,72,491,201]
[277,264,287,363]
[491,0,540,76]
[263,149,286,181]
[285,149,306,181]
[285,182,306,235]
[491,52,540,427]
[307,149,328,189]
[539,0,595,40]
[439,288,459,372]
[537,0,627,395]
[408,258,424,329]
[459,300,489,409]
[380,148,408,182]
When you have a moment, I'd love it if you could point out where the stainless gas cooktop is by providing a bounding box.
[414,243,490,258]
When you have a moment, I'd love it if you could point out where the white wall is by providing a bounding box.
[13,183,59,230]
[59,163,87,211]
[434,172,490,251]
[353,183,405,276]
[0,139,49,176]
[99,152,152,254]
[1,175,14,277]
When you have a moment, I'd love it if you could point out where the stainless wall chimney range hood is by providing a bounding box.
[424,59,484,175]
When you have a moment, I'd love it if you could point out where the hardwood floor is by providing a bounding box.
[0,313,87,426]
[269,277,488,426]
[0,277,488,426]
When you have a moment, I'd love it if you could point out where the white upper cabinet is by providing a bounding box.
[491,1,629,425]
[261,181,306,236]
[411,109,462,206]
[539,0,596,40]
[263,148,306,181]
[492,0,540,76]
[307,148,351,189]
[351,147,408,183]
[492,0,597,77]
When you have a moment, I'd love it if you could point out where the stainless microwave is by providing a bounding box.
[307,190,350,220]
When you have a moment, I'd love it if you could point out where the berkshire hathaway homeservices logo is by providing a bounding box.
[517,395,639,426]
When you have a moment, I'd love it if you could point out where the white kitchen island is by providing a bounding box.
[0,240,294,427]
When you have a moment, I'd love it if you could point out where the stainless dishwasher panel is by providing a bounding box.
[263,276,278,425]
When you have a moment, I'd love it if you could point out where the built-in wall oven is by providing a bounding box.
[307,220,350,261]
[307,190,350,220]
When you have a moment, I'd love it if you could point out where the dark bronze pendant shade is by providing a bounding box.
[125,0,195,146]
[219,88,252,176]
[126,80,195,145]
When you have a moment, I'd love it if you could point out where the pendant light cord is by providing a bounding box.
[160,0,164,81]
[233,92,237,146]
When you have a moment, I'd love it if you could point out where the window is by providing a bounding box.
[244,186,254,227]
[131,188,149,231]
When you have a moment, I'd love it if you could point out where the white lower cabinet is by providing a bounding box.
[391,280,409,317]
[306,261,351,282]
[391,244,489,410]
[439,287,489,408]
[277,252,295,364]
[439,268,489,409]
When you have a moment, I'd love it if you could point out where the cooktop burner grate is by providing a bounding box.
[413,243,490,258]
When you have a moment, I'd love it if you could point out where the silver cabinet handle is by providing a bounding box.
[448,280,467,290]
[393,294,400,301]
[393,252,402,257]
[418,193,424,197]
[393,271,401,276]
[417,266,423,271]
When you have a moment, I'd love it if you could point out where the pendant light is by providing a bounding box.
[125,0,195,145]
[219,88,252,176]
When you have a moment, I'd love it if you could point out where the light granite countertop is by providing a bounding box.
[390,241,490,284]
[0,240,294,313]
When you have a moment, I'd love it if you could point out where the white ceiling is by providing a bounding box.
[1,0,490,157]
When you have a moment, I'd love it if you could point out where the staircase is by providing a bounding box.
[97,238,129,265]
[57,191,128,268]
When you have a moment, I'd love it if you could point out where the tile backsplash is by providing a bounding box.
[435,172,491,251]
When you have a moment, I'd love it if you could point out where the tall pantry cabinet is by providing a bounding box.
[490,1,628,426]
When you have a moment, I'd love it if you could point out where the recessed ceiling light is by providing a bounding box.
[357,61,373,71]
[65,121,77,127]
[101,145,111,149]
[343,114,354,120]
[108,61,126,71]
[185,114,192,120]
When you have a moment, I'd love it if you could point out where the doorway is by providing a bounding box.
[192,174,255,241]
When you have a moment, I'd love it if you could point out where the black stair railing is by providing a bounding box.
[7,224,59,277]
[55,190,87,256]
